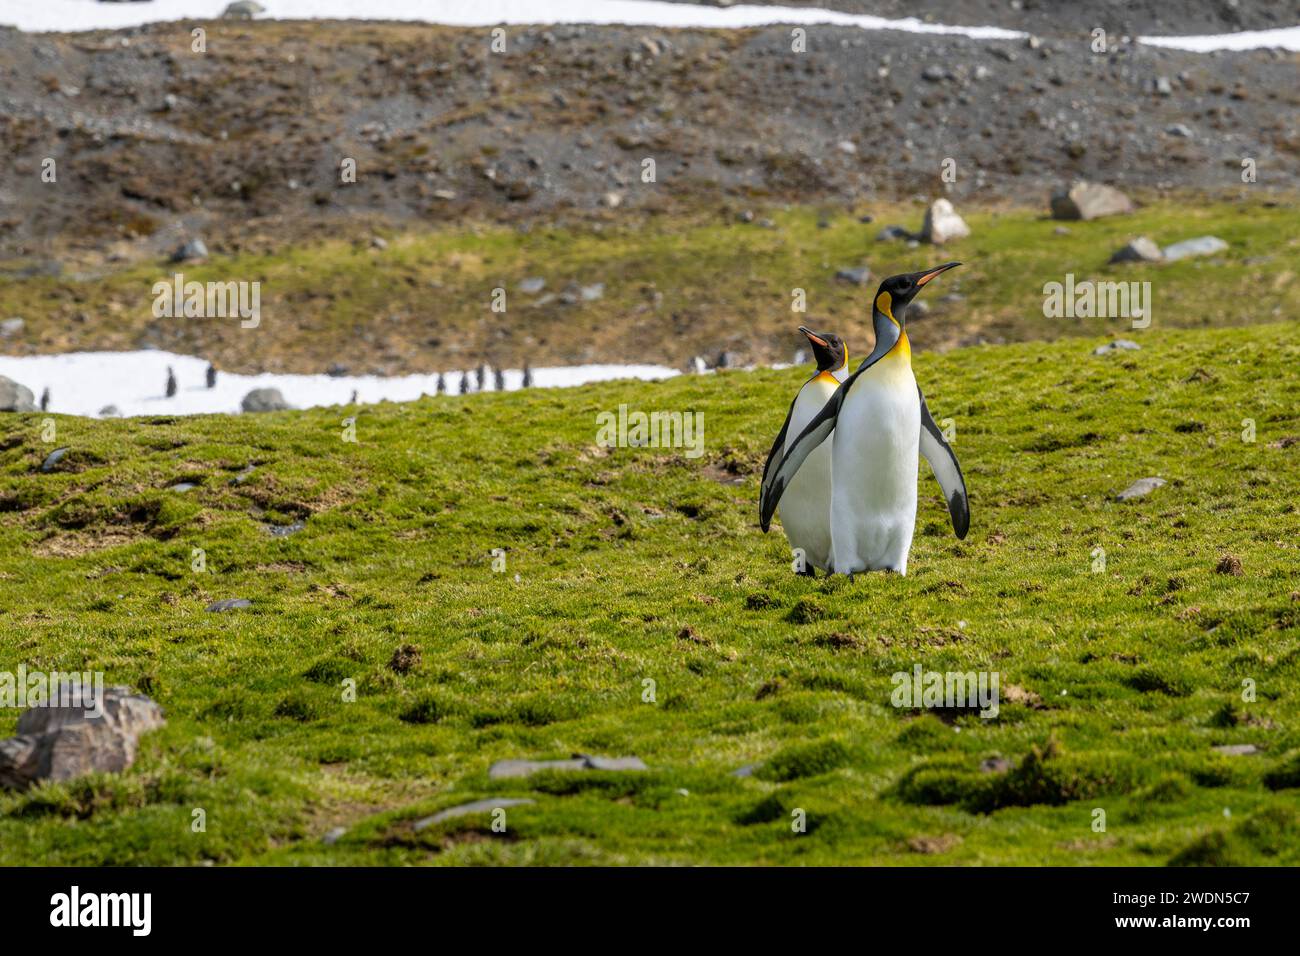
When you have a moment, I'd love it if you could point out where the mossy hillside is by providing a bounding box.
[3,197,1296,373]
[0,321,1298,864]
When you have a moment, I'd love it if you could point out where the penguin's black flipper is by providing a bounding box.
[917,386,970,539]
[759,387,842,532]
[757,395,799,532]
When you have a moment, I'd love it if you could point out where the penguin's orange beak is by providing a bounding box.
[915,261,961,288]
[798,326,829,348]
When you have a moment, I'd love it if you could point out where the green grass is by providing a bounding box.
[1,320,1299,865]
[4,196,1297,371]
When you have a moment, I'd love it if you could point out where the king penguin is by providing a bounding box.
[759,327,849,574]
[760,263,969,576]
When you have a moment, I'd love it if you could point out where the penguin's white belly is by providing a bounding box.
[831,361,920,575]
[779,378,838,570]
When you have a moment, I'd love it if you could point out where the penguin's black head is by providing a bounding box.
[798,326,847,372]
[873,261,961,324]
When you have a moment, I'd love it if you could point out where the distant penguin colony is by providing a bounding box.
[761,263,969,577]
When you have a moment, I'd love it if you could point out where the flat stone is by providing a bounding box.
[40,447,70,473]
[835,266,872,285]
[581,755,648,772]
[167,482,197,492]
[517,277,546,294]
[488,758,587,779]
[876,224,913,242]
[205,598,252,612]
[731,763,759,778]
[322,826,347,845]
[265,521,305,537]
[1093,339,1142,355]
[412,797,535,831]
[1212,744,1259,756]
[1116,477,1166,501]
[1162,236,1228,261]
[487,754,647,779]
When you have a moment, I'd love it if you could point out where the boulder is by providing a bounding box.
[1109,237,1164,264]
[1162,236,1228,261]
[0,686,164,791]
[920,198,970,245]
[1050,181,1134,220]
[241,388,291,412]
[0,376,37,412]
[169,238,208,263]
[221,1,265,20]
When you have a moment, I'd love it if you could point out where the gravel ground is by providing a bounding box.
[0,16,1296,259]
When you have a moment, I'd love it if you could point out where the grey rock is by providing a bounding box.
[0,685,164,791]
[518,277,546,294]
[266,521,305,537]
[835,139,858,154]
[222,2,265,21]
[1154,76,1173,96]
[322,826,347,845]
[714,350,743,369]
[1116,476,1166,501]
[325,362,349,377]
[1166,123,1194,138]
[1212,744,1259,756]
[1162,236,1228,261]
[731,763,759,777]
[206,598,252,612]
[921,65,947,82]
[980,756,1012,773]
[581,755,648,772]
[167,482,196,492]
[1093,339,1142,355]
[170,238,208,263]
[835,266,872,285]
[0,317,24,337]
[98,405,121,418]
[488,754,646,780]
[40,447,70,472]
[240,388,291,413]
[920,198,970,245]
[412,798,535,831]
[580,282,605,302]
[1109,236,1164,263]
[0,376,37,412]
[876,224,913,242]
[489,758,587,779]
[1050,181,1134,220]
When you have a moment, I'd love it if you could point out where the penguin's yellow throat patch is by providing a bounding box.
[875,292,911,365]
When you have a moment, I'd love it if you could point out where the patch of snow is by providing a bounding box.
[6,0,1024,39]
[0,350,679,418]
